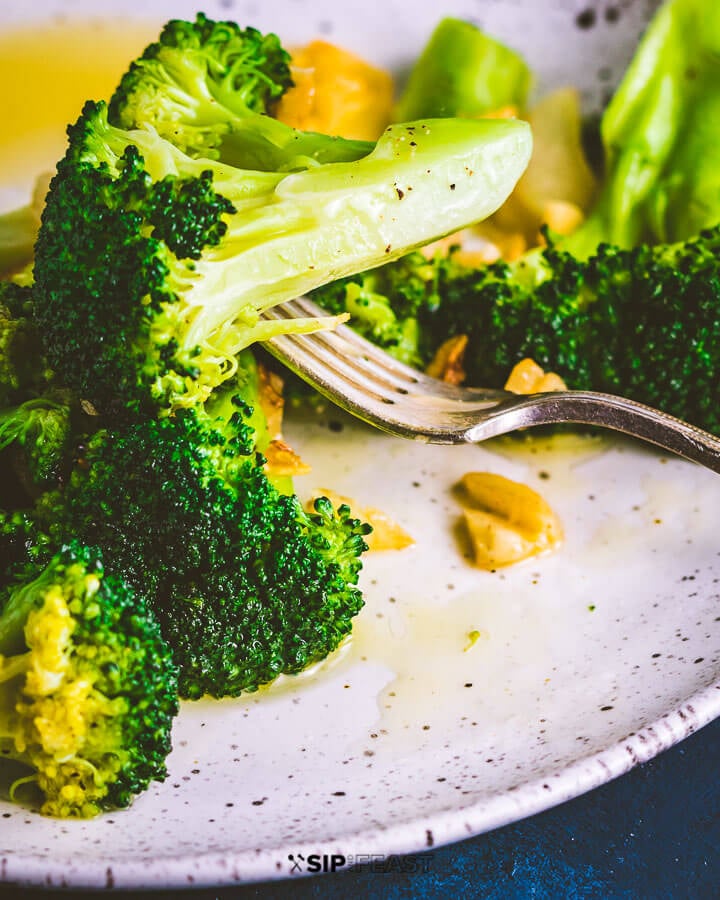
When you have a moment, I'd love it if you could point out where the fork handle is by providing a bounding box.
[468,391,720,474]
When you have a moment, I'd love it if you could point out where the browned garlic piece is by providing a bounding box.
[504,358,568,394]
[456,471,563,570]
[425,334,468,385]
[255,362,313,479]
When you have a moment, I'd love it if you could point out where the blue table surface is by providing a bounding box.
[5,713,719,899]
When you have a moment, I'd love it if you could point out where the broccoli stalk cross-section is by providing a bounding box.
[33,99,531,420]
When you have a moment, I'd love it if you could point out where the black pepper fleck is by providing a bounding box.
[576,8,597,29]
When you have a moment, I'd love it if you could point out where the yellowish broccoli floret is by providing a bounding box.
[0,545,178,818]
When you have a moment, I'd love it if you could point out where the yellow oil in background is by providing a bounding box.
[0,20,161,202]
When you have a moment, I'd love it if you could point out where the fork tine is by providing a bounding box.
[262,298,720,468]
[266,298,424,394]
[264,297,509,402]
[262,298,511,442]
[267,328,404,407]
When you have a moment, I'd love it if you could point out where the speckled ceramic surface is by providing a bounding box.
[5,0,718,890]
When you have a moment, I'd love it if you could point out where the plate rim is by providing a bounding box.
[3,676,719,889]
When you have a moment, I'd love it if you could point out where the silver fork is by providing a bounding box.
[263,296,720,474]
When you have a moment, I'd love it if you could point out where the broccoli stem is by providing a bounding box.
[186,117,533,354]
[394,17,531,121]
[34,101,532,416]
[217,119,373,171]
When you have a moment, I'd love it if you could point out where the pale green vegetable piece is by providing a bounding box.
[394,17,532,122]
[566,0,720,255]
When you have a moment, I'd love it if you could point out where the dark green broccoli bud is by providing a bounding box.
[0,543,178,818]
[0,394,74,495]
[160,492,369,699]
[34,100,531,419]
[311,226,720,434]
[108,13,372,170]
[29,374,370,699]
[0,282,50,407]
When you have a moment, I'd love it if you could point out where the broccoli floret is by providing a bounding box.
[161,490,370,700]
[0,282,49,407]
[309,0,719,434]
[0,543,178,818]
[310,226,720,433]
[0,394,75,497]
[26,367,370,699]
[0,281,83,503]
[33,99,531,419]
[108,13,373,170]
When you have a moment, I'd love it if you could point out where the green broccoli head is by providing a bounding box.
[4,357,370,700]
[33,101,328,418]
[0,395,74,496]
[160,491,369,699]
[29,378,370,699]
[313,225,720,433]
[0,543,178,818]
[34,99,531,420]
[108,13,371,170]
[111,13,293,129]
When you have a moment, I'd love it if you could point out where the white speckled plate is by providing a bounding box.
[4,0,719,890]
